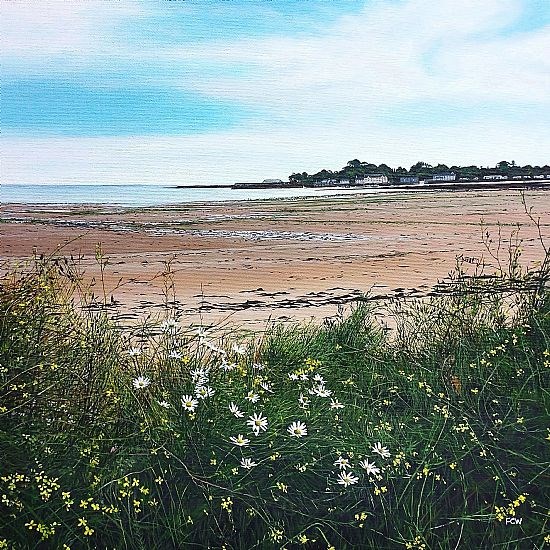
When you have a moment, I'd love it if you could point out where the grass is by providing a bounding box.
[0,242,549,549]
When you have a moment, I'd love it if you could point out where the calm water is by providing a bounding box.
[1,184,391,207]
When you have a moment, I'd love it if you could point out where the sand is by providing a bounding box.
[1,188,549,331]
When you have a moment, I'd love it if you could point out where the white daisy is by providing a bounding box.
[190,368,210,386]
[247,413,268,436]
[160,319,178,332]
[204,341,225,354]
[359,459,380,476]
[372,442,391,459]
[132,376,150,389]
[252,363,265,371]
[334,456,350,470]
[230,434,250,447]
[299,373,309,381]
[232,343,247,355]
[229,402,244,418]
[337,471,359,487]
[330,399,344,410]
[195,327,209,339]
[157,400,171,408]
[287,421,308,437]
[259,381,273,393]
[245,391,260,403]
[313,374,325,383]
[181,395,199,412]
[310,385,332,397]
[240,457,257,469]
[195,385,215,399]
[221,361,236,372]
[168,351,182,359]
[288,373,299,381]
[298,394,310,408]
[128,348,142,357]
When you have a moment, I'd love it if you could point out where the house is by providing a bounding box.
[483,174,506,180]
[363,174,389,184]
[262,178,283,184]
[431,172,456,181]
[534,174,545,179]
[313,178,337,187]
[397,175,419,184]
[338,178,350,185]
[512,175,524,180]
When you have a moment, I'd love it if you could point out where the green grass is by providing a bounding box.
[0,252,549,549]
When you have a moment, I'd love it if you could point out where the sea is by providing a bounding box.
[1,184,391,207]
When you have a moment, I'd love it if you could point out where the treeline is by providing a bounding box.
[289,160,550,184]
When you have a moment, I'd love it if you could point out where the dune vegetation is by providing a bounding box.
[1,225,549,549]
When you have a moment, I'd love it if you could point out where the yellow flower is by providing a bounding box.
[449,462,457,470]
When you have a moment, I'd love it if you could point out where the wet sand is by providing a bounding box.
[2,188,549,330]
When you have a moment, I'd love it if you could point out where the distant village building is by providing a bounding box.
[262,179,283,184]
[397,175,419,184]
[483,175,506,180]
[534,174,545,179]
[431,172,456,182]
[362,174,389,184]
[338,178,350,185]
[313,178,337,187]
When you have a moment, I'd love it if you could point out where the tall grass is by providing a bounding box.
[0,244,549,549]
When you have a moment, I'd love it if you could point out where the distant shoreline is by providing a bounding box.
[174,180,550,192]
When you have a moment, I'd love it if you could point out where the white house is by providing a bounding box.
[363,174,389,184]
[483,174,506,180]
[432,172,456,182]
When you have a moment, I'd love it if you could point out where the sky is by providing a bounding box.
[2,0,550,185]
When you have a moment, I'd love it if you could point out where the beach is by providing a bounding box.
[2,187,549,330]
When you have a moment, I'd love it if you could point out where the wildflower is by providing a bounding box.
[288,373,299,381]
[206,341,225,354]
[252,362,265,370]
[190,367,210,384]
[259,381,273,393]
[181,395,199,412]
[449,462,457,470]
[337,471,359,487]
[221,497,233,512]
[157,400,171,408]
[373,486,388,496]
[229,402,244,418]
[230,435,250,447]
[334,456,350,470]
[245,391,260,403]
[330,398,344,409]
[313,374,325,383]
[310,385,332,397]
[232,343,247,355]
[221,361,236,372]
[240,457,257,469]
[247,413,268,436]
[372,442,390,458]
[298,393,310,408]
[359,459,380,475]
[160,319,178,332]
[287,421,308,437]
[128,348,142,357]
[132,376,150,389]
[168,351,182,359]
[195,385,215,399]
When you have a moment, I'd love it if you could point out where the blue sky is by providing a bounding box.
[2,0,550,184]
